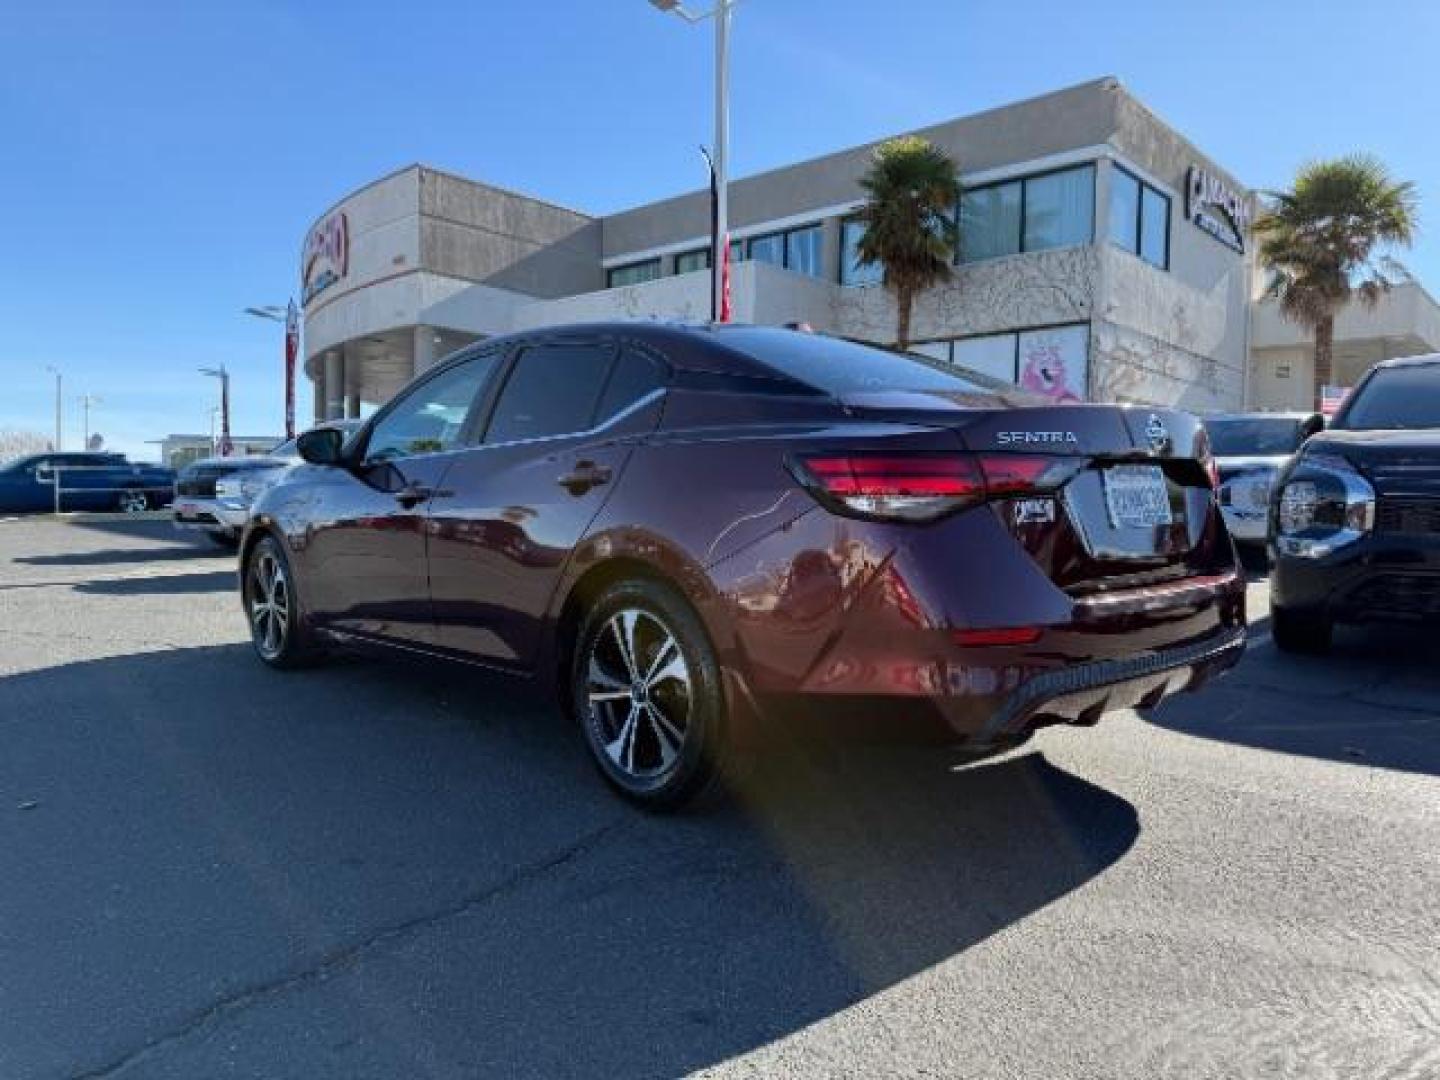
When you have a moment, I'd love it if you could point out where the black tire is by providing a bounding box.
[243,534,321,669]
[1271,604,1333,654]
[206,529,241,550]
[571,579,726,809]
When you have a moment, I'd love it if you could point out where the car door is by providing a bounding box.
[0,457,51,512]
[297,351,501,647]
[426,338,668,668]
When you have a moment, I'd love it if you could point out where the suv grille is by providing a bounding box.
[175,465,238,499]
[1375,496,1440,536]
[1348,574,1440,619]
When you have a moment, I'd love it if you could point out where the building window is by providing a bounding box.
[1108,165,1170,269]
[675,248,710,275]
[747,231,785,267]
[787,224,823,277]
[918,323,1090,402]
[607,259,661,288]
[959,165,1095,263]
[745,223,825,278]
[960,181,1022,262]
[840,217,884,286]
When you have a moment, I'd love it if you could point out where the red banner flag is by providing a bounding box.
[720,233,732,323]
[284,298,299,439]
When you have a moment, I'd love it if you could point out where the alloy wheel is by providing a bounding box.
[248,549,291,660]
[584,608,693,781]
[118,490,149,514]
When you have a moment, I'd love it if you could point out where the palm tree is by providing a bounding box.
[855,137,958,351]
[1254,155,1418,400]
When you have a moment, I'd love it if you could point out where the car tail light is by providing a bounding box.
[951,626,1043,646]
[788,452,1079,523]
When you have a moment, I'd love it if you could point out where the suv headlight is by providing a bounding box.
[1273,453,1374,558]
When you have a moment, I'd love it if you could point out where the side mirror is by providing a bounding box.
[296,427,345,465]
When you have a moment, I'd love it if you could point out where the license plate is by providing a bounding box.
[1102,465,1173,529]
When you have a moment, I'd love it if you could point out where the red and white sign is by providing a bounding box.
[302,211,349,304]
[1320,384,1350,418]
[284,298,299,439]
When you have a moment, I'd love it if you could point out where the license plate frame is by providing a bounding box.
[1102,464,1173,529]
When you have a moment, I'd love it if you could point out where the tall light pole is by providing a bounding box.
[244,301,298,439]
[199,366,232,457]
[76,394,102,448]
[649,0,733,321]
[44,365,62,451]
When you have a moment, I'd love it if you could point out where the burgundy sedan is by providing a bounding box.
[242,323,1245,807]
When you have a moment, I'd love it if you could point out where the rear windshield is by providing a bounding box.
[716,327,1020,397]
[1204,416,1305,456]
[1334,365,1440,430]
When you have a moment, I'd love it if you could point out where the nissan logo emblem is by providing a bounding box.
[1145,413,1170,452]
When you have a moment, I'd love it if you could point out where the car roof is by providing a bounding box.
[1375,352,1440,370]
[1204,412,1317,421]
[447,320,815,382]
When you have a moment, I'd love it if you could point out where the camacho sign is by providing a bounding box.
[302,211,349,304]
[1185,166,1250,253]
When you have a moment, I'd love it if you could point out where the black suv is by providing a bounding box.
[1269,354,1440,651]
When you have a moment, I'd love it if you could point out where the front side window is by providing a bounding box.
[1024,166,1095,252]
[485,342,614,444]
[607,259,661,288]
[1333,365,1440,430]
[840,217,883,286]
[364,355,496,462]
[675,248,709,275]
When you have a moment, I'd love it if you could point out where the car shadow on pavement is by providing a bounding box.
[1150,617,1440,776]
[0,645,1137,1079]
[73,570,237,595]
[16,546,229,567]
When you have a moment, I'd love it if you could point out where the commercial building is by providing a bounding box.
[298,77,1421,418]
[1250,283,1440,410]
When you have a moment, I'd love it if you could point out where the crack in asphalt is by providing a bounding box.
[70,819,626,1080]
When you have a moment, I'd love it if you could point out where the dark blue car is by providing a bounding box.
[0,452,175,514]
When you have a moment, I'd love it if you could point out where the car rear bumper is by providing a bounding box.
[745,567,1246,744]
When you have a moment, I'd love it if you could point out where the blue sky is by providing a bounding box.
[3,0,1438,459]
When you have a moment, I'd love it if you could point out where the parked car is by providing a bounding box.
[0,452,173,514]
[1269,354,1440,651]
[172,421,361,547]
[239,323,1246,807]
[1203,411,1324,547]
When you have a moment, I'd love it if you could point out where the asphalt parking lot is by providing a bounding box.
[0,518,1437,1080]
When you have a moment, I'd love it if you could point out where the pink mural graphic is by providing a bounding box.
[1018,332,1086,403]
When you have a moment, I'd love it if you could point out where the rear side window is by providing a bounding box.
[595,347,665,423]
[485,343,613,444]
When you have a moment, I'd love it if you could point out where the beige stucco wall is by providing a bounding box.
[420,169,602,298]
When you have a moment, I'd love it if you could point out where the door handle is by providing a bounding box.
[557,460,612,496]
[394,483,450,508]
